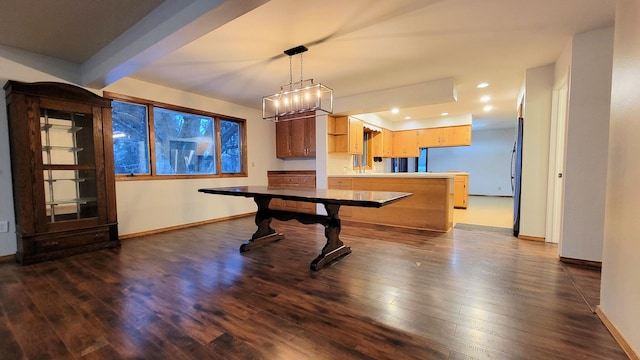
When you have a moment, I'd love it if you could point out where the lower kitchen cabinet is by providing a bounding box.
[453,174,469,209]
[267,170,316,213]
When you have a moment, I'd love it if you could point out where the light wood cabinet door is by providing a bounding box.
[371,131,384,157]
[453,174,469,208]
[420,127,444,147]
[392,130,419,157]
[348,117,364,154]
[446,125,472,147]
[419,125,472,148]
[382,128,394,157]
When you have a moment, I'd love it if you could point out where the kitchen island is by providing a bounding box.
[328,172,456,232]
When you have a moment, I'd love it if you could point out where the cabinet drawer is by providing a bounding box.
[298,202,316,213]
[270,176,300,187]
[270,198,285,209]
[298,176,316,189]
[33,228,111,253]
[328,178,352,189]
[269,176,298,186]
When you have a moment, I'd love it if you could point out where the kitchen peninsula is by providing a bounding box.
[328,172,458,232]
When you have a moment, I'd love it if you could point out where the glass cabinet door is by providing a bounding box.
[40,108,98,223]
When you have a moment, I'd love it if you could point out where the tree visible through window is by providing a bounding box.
[220,120,241,173]
[153,108,216,175]
[112,101,150,175]
[107,93,246,178]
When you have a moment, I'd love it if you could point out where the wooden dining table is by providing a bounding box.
[198,186,412,270]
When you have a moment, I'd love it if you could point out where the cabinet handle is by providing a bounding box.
[42,241,59,248]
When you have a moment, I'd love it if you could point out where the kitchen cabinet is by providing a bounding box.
[371,131,384,157]
[382,128,394,157]
[419,125,472,148]
[371,128,393,157]
[4,81,119,264]
[348,117,364,154]
[327,116,363,154]
[275,116,316,158]
[392,130,420,157]
[328,175,454,232]
[453,174,469,209]
[268,170,316,213]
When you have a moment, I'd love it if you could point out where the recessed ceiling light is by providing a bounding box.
[441,112,449,116]
[477,82,489,88]
[404,116,411,120]
[481,95,491,102]
[483,105,493,111]
[391,108,399,114]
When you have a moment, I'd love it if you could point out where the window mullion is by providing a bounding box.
[148,104,158,176]
[215,117,222,175]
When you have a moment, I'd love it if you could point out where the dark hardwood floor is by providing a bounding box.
[0,216,627,359]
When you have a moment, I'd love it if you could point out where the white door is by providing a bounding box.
[545,80,568,244]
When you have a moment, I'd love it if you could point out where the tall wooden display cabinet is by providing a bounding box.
[4,81,120,264]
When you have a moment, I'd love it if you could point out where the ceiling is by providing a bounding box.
[0,0,616,130]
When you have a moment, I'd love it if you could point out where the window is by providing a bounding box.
[112,101,150,175]
[418,148,428,172]
[106,92,246,179]
[353,130,373,169]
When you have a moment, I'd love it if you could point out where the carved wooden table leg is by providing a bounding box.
[239,196,284,252]
[310,203,352,271]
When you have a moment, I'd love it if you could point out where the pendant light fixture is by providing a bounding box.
[262,45,333,122]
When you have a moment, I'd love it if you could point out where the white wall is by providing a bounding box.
[601,0,640,355]
[103,78,280,236]
[520,64,554,239]
[559,27,614,261]
[428,127,516,196]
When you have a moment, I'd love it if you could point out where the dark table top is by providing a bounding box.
[198,186,412,208]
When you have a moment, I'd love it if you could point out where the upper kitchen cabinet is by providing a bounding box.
[392,130,420,158]
[4,81,119,264]
[348,117,364,154]
[327,115,364,154]
[419,125,472,148]
[275,114,316,158]
[371,131,383,157]
[382,128,394,157]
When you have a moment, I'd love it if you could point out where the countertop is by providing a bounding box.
[327,172,466,178]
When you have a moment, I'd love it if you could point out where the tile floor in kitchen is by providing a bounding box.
[454,195,514,229]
